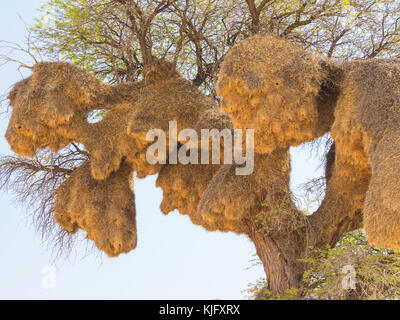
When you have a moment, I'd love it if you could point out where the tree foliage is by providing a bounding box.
[246,230,400,300]
[31,0,400,92]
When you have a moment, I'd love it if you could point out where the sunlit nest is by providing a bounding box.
[54,160,137,257]
[217,33,341,154]
[327,59,400,249]
[197,150,304,234]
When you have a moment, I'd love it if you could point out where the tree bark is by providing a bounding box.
[246,220,306,298]
[245,141,367,298]
[247,203,363,299]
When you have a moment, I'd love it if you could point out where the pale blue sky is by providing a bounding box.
[0,0,323,300]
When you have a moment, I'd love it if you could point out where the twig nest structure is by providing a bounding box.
[330,59,400,248]
[54,161,137,257]
[217,34,336,153]
[197,150,297,234]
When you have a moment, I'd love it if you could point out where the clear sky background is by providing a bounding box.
[0,0,324,300]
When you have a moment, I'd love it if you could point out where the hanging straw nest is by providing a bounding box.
[217,33,340,153]
[187,108,234,163]
[156,163,221,228]
[54,161,137,257]
[197,150,303,234]
[5,62,121,157]
[6,75,76,157]
[74,59,217,180]
[82,103,161,180]
[194,108,233,133]
[127,61,216,154]
[128,59,216,136]
[6,60,215,181]
[5,62,144,158]
[329,59,400,248]
[155,107,233,229]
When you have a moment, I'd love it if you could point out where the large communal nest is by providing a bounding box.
[7,35,400,257]
[156,163,221,228]
[155,108,233,229]
[54,161,137,257]
[328,59,400,249]
[82,103,162,180]
[6,60,216,181]
[5,62,116,157]
[127,61,216,160]
[217,33,340,153]
[197,150,304,234]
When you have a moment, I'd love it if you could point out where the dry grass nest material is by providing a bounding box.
[54,160,137,257]
[217,33,339,153]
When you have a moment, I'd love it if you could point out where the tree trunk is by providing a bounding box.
[246,221,305,298]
